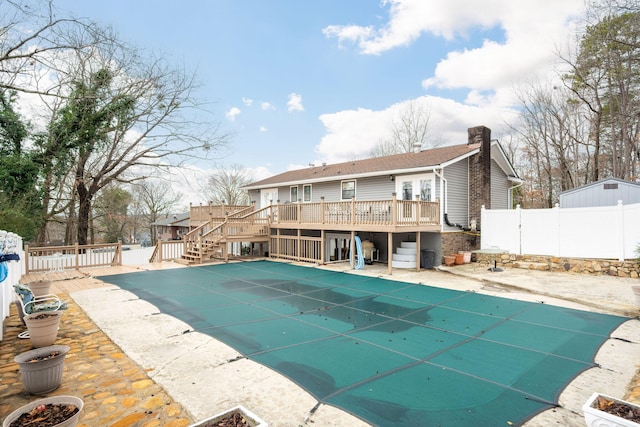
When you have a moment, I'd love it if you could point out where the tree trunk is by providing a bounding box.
[77,183,91,246]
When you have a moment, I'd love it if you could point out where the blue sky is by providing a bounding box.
[53,0,586,204]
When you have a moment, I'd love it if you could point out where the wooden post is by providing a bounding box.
[321,197,325,224]
[75,242,80,270]
[387,232,393,275]
[350,230,356,268]
[391,193,397,226]
[351,197,356,225]
[24,244,30,274]
[320,230,325,264]
[416,231,421,272]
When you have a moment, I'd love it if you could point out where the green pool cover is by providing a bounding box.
[98,261,628,427]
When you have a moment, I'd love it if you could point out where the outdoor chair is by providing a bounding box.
[13,283,67,325]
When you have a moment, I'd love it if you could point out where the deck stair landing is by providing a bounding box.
[392,241,417,269]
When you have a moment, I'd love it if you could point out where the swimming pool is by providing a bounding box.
[98,261,627,426]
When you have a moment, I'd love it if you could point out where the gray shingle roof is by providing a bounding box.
[245,142,481,189]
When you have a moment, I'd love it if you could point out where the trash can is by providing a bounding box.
[420,249,435,269]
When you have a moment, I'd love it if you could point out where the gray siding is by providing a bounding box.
[442,159,468,229]
[281,176,396,203]
[491,159,510,209]
[559,179,640,208]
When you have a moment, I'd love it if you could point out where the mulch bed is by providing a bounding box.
[594,395,640,423]
[7,403,79,427]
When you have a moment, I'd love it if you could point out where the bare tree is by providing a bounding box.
[0,1,111,96]
[130,179,182,245]
[370,98,440,157]
[206,165,253,206]
[42,30,227,244]
[510,83,591,207]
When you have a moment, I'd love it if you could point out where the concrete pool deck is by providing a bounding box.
[2,260,639,426]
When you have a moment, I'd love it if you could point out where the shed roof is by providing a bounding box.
[559,178,640,197]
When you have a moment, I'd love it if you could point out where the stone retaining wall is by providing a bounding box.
[474,253,640,278]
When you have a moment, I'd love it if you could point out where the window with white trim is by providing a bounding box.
[290,186,298,202]
[341,180,356,200]
[303,184,312,202]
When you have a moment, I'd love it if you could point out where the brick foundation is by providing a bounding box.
[441,232,480,262]
[474,252,640,278]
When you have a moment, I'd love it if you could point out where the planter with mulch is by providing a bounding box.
[14,345,70,395]
[24,311,62,348]
[2,395,83,427]
[583,392,640,426]
[188,405,268,427]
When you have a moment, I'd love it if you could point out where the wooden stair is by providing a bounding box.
[180,239,224,265]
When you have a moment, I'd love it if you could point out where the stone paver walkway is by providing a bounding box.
[0,293,193,427]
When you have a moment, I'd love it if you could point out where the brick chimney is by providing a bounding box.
[468,126,491,229]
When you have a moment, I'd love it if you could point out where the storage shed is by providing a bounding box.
[559,178,640,208]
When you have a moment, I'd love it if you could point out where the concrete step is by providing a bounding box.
[396,247,416,255]
[391,259,417,269]
[393,253,415,262]
[400,241,417,249]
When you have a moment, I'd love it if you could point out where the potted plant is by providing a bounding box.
[188,405,268,427]
[25,280,52,297]
[14,345,70,395]
[582,392,640,427]
[454,252,465,265]
[23,311,62,348]
[2,395,83,427]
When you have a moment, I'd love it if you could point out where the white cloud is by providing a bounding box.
[316,95,517,165]
[259,126,268,132]
[242,97,253,106]
[323,0,583,108]
[317,0,584,154]
[287,93,304,112]
[261,101,275,111]
[323,0,583,56]
[225,107,241,121]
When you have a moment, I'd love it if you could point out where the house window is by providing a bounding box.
[420,180,432,201]
[341,180,356,200]
[402,182,413,200]
[290,186,298,202]
[604,183,618,190]
[303,184,312,202]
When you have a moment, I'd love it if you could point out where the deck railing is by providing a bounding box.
[271,197,439,227]
[24,242,123,273]
[149,240,184,262]
[269,236,322,263]
[189,204,251,224]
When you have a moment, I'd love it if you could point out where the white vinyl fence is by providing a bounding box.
[481,202,640,261]
[1,231,25,341]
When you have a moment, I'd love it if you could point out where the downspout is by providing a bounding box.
[509,180,523,209]
[434,169,470,231]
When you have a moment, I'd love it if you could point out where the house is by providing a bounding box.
[152,213,190,241]
[559,178,640,208]
[227,125,519,272]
